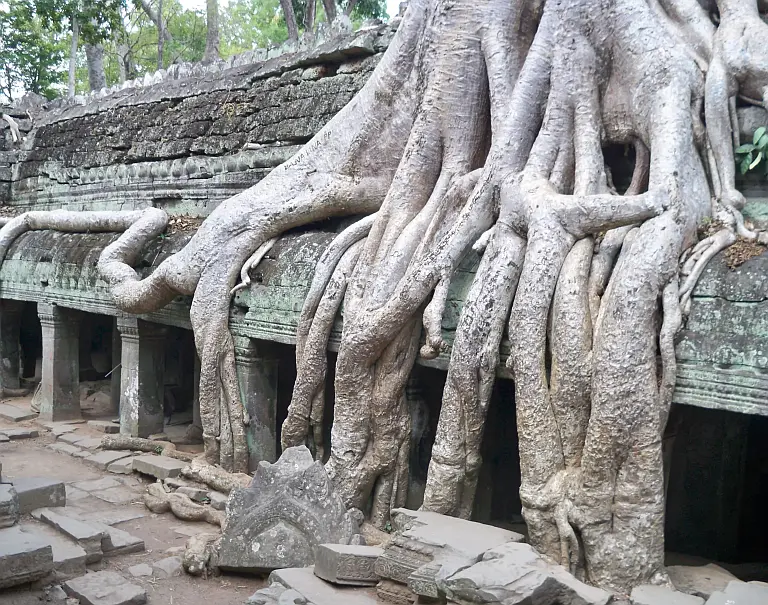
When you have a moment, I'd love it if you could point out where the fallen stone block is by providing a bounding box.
[107,457,135,475]
[19,522,87,580]
[64,570,147,605]
[668,564,739,599]
[439,542,612,605]
[218,446,363,573]
[267,567,379,605]
[0,403,37,422]
[175,486,209,502]
[314,544,383,586]
[47,443,83,456]
[65,486,89,502]
[99,523,145,556]
[73,437,103,450]
[87,420,120,434]
[36,507,106,563]
[631,585,704,605]
[128,563,153,578]
[706,580,768,605]
[84,450,133,470]
[12,477,66,513]
[0,525,54,589]
[0,484,19,528]
[4,428,40,440]
[153,555,183,578]
[208,490,227,511]
[132,455,187,480]
[47,585,68,601]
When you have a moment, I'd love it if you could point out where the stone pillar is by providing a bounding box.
[192,353,202,430]
[234,336,278,470]
[37,303,81,422]
[0,299,23,391]
[117,317,167,438]
[110,317,121,415]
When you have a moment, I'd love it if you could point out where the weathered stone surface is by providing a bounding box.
[259,567,379,605]
[84,450,133,470]
[48,584,68,601]
[98,523,145,556]
[0,525,54,588]
[64,570,147,605]
[74,437,104,449]
[314,544,383,586]
[4,428,40,439]
[631,585,705,605]
[705,580,768,605]
[375,508,523,600]
[217,446,362,573]
[153,555,183,578]
[74,477,121,492]
[88,420,120,433]
[132,454,186,479]
[175,486,209,502]
[0,483,19,527]
[48,442,83,456]
[91,486,136,505]
[12,477,66,513]
[439,542,612,605]
[163,477,191,490]
[208,490,227,511]
[19,522,87,580]
[107,457,135,475]
[668,564,739,599]
[0,433,9,442]
[59,432,86,444]
[36,507,105,563]
[51,425,78,436]
[65,485,89,502]
[128,563,152,577]
[0,403,37,422]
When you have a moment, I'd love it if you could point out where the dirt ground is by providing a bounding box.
[0,418,266,605]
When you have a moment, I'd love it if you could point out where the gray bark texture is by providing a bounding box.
[85,44,107,92]
[280,0,300,41]
[203,0,220,63]
[68,19,79,98]
[4,0,767,595]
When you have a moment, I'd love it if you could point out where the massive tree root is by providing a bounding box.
[35,0,763,593]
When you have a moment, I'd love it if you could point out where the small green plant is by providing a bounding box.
[735,126,768,176]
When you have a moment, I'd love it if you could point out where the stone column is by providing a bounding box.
[234,336,278,470]
[0,299,23,391]
[109,317,121,415]
[37,303,81,422]
[117,317,167,438]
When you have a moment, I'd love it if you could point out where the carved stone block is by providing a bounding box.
[216,446,362,573]
[314,543,383,586]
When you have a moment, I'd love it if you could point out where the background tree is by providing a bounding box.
[0,0,66,102]
[203,0,220,62]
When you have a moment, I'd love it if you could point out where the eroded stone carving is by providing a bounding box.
[216,446,362,572]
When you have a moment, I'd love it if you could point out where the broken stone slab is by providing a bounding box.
[51,425,78,436]
[91,486,137,505]
[98,523,145,556]
[4,428,40,439]
[73,449,92,458]
[73,477,121,492]
[128,563,153,578]
[217,446,363,573]
[439,542,612,605]
[87,420,120,434]
[107,457,135,475]
[153,555,183,578]
[48,443,83,456]
[375,507,524,600]
[0,484,20,528]
[35,507,106,563]
[208,490,227,511]
[0,525,54,589]
[0,433,8,442]
[266,567,380,605]
[668,564,739,599]
[12,477,66,513]
[48,584,68,601]
[73,437,104,450]
[19,522,87,580]
[163,477,192,490]
[175,486,209,502]
[132,454,187,479]
[314,544,383,586]
[84,450,133,470]
[0,403,37,422]
[64,570,147,605]
[80,508,144,526]
[65,486,89,502]
[631,585,705,605]
[59,433,86,444]
[705,580,768,605]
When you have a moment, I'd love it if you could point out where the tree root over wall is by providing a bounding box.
[1,0,766,593]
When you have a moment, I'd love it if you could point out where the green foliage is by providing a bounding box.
[221,0,288,55]
[35,0,126,43]
[0,0,67,101]
[735,126,768,177]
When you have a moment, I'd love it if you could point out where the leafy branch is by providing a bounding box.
[735,126,768,176]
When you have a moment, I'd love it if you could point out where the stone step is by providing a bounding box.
[64,570,147,605]
[11,477,66,513]
[84,450,133,470]
[0,484,20,528]
[3,428,40,440]
[19,522,87,580]
[98,523,145,557]
[0,525,54,589]
[249,567,380,605]
[87,420,120,434]
[0,403,37,422]
[47,442,84,456]
[33,507,106,563]
[132,454,187,479]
